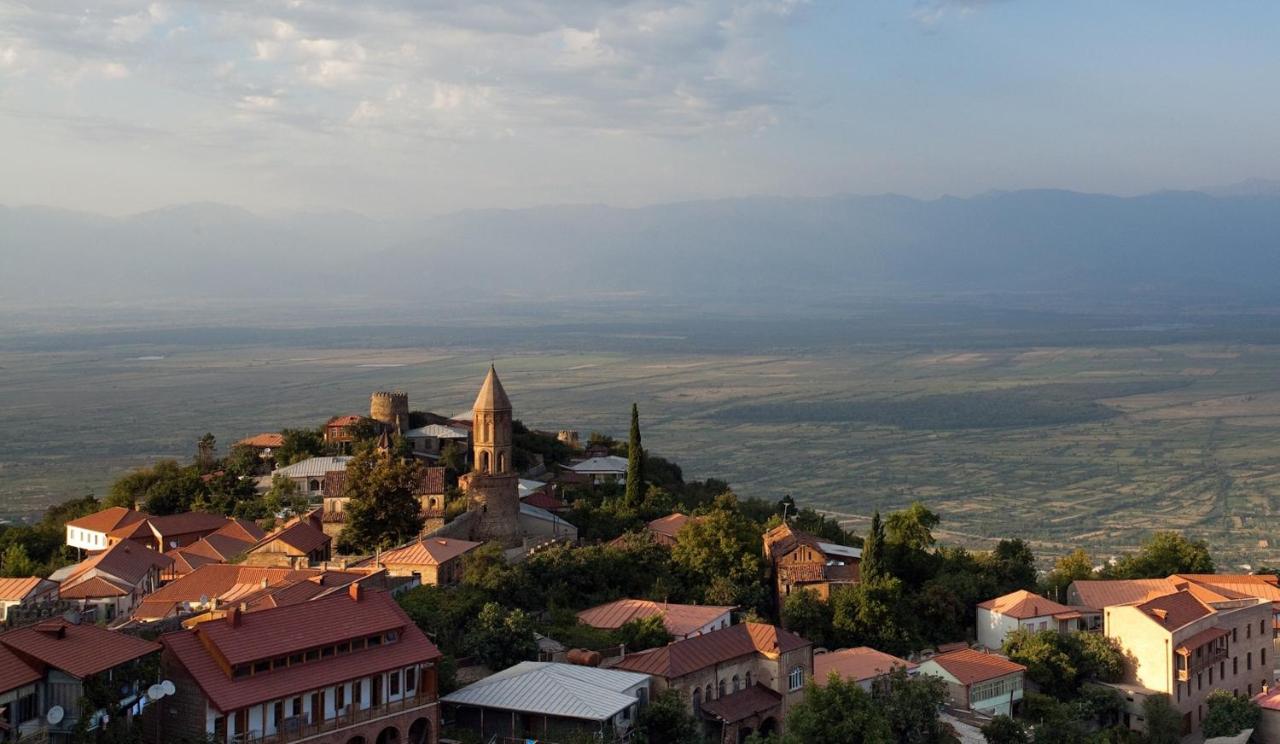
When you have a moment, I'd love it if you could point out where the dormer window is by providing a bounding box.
[253,661,270,674]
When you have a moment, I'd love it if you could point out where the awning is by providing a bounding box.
[1175,626,1230,656]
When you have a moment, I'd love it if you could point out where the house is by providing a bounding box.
[567,455,628,484]
[613,623,813,743]
[159,586,442,744]
[242,513,332,568]
[917,648,1027,717]
[272,456,352,497]
[517,502,578,545]
[644,513,693,547]
[443,662,650,743]
[234,433,284,458]
[164,520,266,579]
[762,523,861,611]
[52,541,172,621]
[1100,588,1271,737]
[0,578,58,624]
[813,647,917,690]
[64,506,148,552]
[366,537,482,586]
[1250,687,1280,742]
[577,599,735,640]
[112,512,237,553]
[0,619,161,742]
[322,414,364,447]
[976,590,1085,651]
[130,563,378,622]
[1070,573,1280,640]
[403,423,469,459]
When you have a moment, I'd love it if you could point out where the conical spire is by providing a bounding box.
[473,364,512,412]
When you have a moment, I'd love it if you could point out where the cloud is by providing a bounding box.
[911,0,1003,26]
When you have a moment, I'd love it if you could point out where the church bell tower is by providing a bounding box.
[461,365,521,546]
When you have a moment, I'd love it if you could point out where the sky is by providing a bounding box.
[1,0,1278,217]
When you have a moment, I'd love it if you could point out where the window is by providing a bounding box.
[1264,649,1268,666]
[292,698,302,717]
[390,670,401,696]
[289,653,303,665]
[309,479,320,491]
[306,649,320,662]
[745,672,753,688]
[1209,667,1213,684]
[405,667,417,694]
[732,675,741,692]
[1263,619,1268,636]
[788,667,805,691]
[272,657,288,670]
[692,688,702,711]
[336,684,346,710]
[254,660,270,674]
[321,646,335,658]
[1234,628,1239,643]
[368,634,382,647]
[233,665,250,679]
[337,642,350,654]
[718,679,725,698]
[971,676,1024,703]
[1248,624,1253,639]
[1221,661,1225,679]
[1234,657,1239,674]
[272,701,283,728]
[1197,672,1202,691]
[704,685,712,703]
[1248,652,1253,671]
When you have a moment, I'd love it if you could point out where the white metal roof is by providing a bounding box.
[519,502,573,529]
[518,479,548,498]
[818,542,862,559]
[272,456,352,478]
[442,661,649,720]
[569,456,628,474]
[404,424,469,440]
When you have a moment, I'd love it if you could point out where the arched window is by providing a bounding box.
[485,419,492,441]
[479,451,489,473]
[745,672,753,688]
[788,666,805,691]
[497,453,506,473]
[718,679,725,698]
[732,675,740,692]
[692,688,701,712]
[705,684,712,702]
[309,479,320,491]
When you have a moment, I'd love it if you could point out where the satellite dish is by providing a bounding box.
[161,680,176,697]
[147,685,165,702]
[46,706,65,725]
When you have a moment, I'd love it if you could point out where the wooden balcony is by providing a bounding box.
[236,692,437,744]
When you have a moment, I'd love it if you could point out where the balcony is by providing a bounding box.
[1176,647,1229,682]
[237,693,437,744]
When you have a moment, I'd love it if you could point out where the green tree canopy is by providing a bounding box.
[781,668,954,744]
[624,403,644,508]
[337,449,426,552]
[1105,531,1213,579]
[464,602,537,670]
[885,502,940,551]
[0,543,37,578]
[618,614,671,652]
[634,689,704,744]
[1202,689,1261,738]
[1043,549,1096,601]
[981,715,1030,744]
[1140,694,1183,744]
[1001,629,1125,700]
[275,427,325,465]
[860,511,886,583]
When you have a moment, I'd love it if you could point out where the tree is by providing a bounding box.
[781,674,892,743]
[195,432,217,472]
[1075,633,1125,683]
[1043,549,1096,601]
[671,497,766,606]
[1202,689,1260,738]
[135,460,206,515]
[781,588,833,647]
[275,427,325,465]
[874,667,956,743]
[1140,694,1182,744]
[981,715,1030,744]
[464,602,537,670]
[861,511,886,583]
[618,614,671,652]
[624,403,645,508]
[1105,531,1213,578]
[988,539,1038,594]
[263,474,309,519]
[0,543,37,577]
[338,449,427,552]
[634,689,703,744]
[1002,630,1125,700]
[885,502,939,551]
[831,577,916,656]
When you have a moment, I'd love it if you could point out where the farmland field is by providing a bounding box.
[3,302,1280,568]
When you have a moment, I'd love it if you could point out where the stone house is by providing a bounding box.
[366,537,482,587]
[612,623,812,743]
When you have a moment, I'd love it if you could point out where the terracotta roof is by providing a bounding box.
[978,590,1077,620]
[0,577,48,602]
[217,519,267,543]
[326,415,363,428]
[146,512,232,539]
[1070,579,1178,610]
[613,623,809,679]
[61,541,172,588]
[0,644,40,694]
[236,433,284,449]
[323,470,348,496]
[183,533,256,562]
[648,513,691,541]
[926,649,1025,685]
[700,683,782,724]
[814,647,916,684]
[522,490,565,511]
[473,365,512,412]
[1172,574,1280,603]
[379,537,482,567]
[577,600,734,638]
[65,506,147,534]
[417,467,446,496]
[107,518,155,540]
[0,620,160,679]
[1175,626,1230,655]
[131,564,340,619]
[165,548,221,576]
[58,575,134,599]
[253,520,330,556]
[1135,590,1214,630]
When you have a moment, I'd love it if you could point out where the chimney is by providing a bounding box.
[260,579,269,589]
[349,582,363,602]
[1151,608,1168,622]
[227,606,242,628]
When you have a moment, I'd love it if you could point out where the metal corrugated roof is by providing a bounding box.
[273,456,352,478]
[405,424,470,439]
[443,662,648,721]
[817,542,862,559]
[569,456,628,474]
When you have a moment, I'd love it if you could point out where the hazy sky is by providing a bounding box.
[2,1,1277,216]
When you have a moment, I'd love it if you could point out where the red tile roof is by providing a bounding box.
[61,541,172,589]
[418,467,446,496]
[326,415,363,428]
[1175,626,1230,655]
[131,564,349,619]
[576,600,735,638]
[146,512,233,540]
[647,513,691,541]
[977,590,1077,620]
[523,491,565,511]
[379,537,482,568]
[1135,590,1215,630]
[926,649,1025,685]
[65,506,147,534]
[0,577,50,602]
[1070,579,1179,610]
[165,548,221,576]
[58,575,134,599]
[253,520,330,556]
[0,644,40,694]
[162,590,440,712]
[700,683,782,723]
[213,519,268,544]
[0,620,160,679]
[237,433,284,449]
[613,623,809,679]
[814,647,916,684]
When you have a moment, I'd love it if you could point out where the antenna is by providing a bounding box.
[46,706,65,726]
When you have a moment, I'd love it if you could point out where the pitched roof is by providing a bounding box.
[326,415,363,427]
[184,533,257,562]
[522,490,565,512]
[569,456,628,474]
[978,590,1077,620]
[814,647,917,684]
[61,541,172,588]
[0,644,41,694]
[576,599,735,638]
[252,520,330,556]
[925,649,1025,685]
[165,548,220,576]
[65,506,147,534]
[613,623,809,679]
[236,433,284,449]
[57,575,134,599]
[273,456,352,479]
[417,467,446,496]
[1134,590,1214,630]
[146,512,233,539]
[0,577,51,602]
[405,424,469,440]
[700,683,782,724]
[442,662,648,721]
[1172,574,1280,603]
[473,365,512,412]
[1070,579,1178,610]
[163,590,440,712]
[131,564,341,619]
[648,513,691,540]
[379,537,482,567]
[0,620,160,679]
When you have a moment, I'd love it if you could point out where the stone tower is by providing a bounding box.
[370,391,409,434]
[460,366,521,546]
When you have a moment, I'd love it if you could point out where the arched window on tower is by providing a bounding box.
[497,453,506,473]
[479,451,490,474]
[485,418,492,442]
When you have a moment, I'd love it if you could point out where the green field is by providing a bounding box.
[4,309,1280,569]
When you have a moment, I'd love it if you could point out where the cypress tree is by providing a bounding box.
[861,510,885,582]
[625,402,644,507]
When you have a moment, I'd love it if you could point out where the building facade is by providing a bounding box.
[976,589,1085,651]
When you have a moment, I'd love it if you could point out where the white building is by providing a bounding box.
[64,506,148,552]
[271,456,352,496]
[976,589,1084,651]
[917,648,1027,717]
[568,456,629,484]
